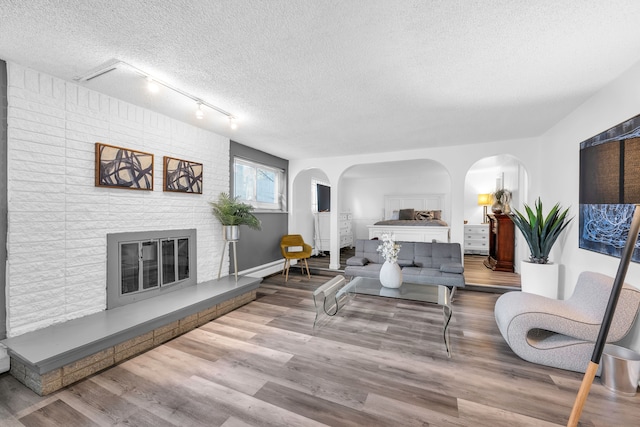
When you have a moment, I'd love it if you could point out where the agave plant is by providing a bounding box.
[509,198,572,264]
[209,192,261,230]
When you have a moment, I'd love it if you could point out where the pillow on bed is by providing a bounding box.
[430,210,442,220]
[414,210,434,220]
[398,208,415,220]
[390,210,399,220]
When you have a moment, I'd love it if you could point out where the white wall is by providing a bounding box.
[540,59,640,351]
[291,168,329,249]
[6,63,230,337]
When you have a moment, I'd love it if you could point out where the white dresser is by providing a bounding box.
[464,223,489,255]
[314,212,353,252]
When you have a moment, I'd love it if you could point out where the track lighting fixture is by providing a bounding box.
[74,59,238,129]
[146,77,159,93]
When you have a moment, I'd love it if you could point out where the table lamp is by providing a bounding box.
[477,193,492,223]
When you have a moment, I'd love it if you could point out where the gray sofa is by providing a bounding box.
[344,239,465,288]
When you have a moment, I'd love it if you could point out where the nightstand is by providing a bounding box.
[464,223,489,255]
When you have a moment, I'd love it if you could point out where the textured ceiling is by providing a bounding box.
[2,1,640,160]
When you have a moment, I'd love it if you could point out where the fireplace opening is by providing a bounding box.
[107,229,197,309]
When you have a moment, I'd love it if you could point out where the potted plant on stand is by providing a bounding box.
[210,192,261,280]
[509,197,573,298]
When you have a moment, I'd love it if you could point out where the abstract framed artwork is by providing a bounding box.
[95,143,154,190]
[579,113,640,263]
[163,156,203,194]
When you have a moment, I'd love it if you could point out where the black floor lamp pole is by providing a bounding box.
[568,204,640,426]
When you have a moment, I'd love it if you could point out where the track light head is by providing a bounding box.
[195,103,204,120]
[146,77,159,93]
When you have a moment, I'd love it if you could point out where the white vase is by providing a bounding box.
[380,260,403,288]
[520,261,559,299]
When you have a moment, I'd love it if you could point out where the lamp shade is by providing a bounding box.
[477,193,492,206]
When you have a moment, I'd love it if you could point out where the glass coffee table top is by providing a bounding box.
[338,276,453,357]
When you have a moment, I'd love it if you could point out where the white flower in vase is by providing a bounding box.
[377,233,401,263]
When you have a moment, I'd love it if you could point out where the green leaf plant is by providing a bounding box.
[509,198,573,264]
[209,192,262,230]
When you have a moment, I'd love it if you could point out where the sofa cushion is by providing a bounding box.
[343,263,383,279]
[363,239,384,264]
[431,242,462,268]
[413,243,433,268]
[440,263,464,274]
[346,257,368,266]
[402,267,466,287]
[396,242,415,266]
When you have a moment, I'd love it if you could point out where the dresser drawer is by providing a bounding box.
[465,233,488,241]
[465,240,488,248]
[340,234,353,247]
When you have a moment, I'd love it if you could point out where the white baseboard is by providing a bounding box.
[240,259,288,278]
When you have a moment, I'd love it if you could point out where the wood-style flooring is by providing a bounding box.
[1,271,638,426]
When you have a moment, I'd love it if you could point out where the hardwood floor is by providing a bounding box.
[462,255,521,289]
[1,271,638,426]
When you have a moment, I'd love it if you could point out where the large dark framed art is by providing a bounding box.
[579,114,640,263]
[95,143,154,190]
[163,156,203,194]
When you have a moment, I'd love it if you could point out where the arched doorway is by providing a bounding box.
[291,168,331,254]
[340,159,452,241]
[464,154,528,286]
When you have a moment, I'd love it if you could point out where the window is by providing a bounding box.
[234,157,286,211]
[107,229,197,309]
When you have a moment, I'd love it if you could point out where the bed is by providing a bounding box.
[367,194,450,242]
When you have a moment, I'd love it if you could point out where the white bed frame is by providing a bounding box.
[367,193,450,242]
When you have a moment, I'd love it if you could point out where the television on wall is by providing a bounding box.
[579,113,640,263]
[317,184,330,212]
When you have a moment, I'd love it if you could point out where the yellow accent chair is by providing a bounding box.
[280,234,312,282]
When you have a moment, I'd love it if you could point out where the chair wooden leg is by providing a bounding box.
[285,259,290,282]
[303,258,311,278]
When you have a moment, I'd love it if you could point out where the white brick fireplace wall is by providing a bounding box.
[6,62,230,338]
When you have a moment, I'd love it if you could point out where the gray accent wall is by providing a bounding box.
[1,60,7,339]
[229,141,288,272]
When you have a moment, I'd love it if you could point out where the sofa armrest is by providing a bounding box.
[440,263,464,274]
[346,256,369,266]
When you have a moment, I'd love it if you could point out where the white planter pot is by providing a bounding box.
[520,261,559,299]
[380,261,403,288]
